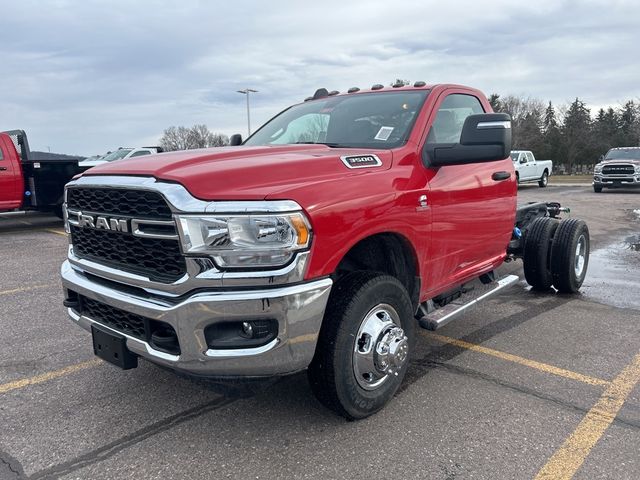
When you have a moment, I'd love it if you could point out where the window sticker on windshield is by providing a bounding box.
[374,126,394,141]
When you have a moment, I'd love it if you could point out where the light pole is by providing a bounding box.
[237,88,258,137]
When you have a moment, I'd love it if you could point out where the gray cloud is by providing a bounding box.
[1,0,638,154]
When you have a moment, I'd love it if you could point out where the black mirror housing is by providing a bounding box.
[229,134,243,146]
[424,113,512,167]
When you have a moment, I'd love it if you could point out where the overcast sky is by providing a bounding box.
[1,0,638,155]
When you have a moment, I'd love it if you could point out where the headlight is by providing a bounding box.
[176,212,311,268]
[635,165,640,174]
[594,164,603,174]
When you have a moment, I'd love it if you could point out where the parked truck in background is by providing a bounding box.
[0,130,87,218]
[79,146,164,168]
[60,83,590,419]
[593,147,640,192]
[510,150,552,187]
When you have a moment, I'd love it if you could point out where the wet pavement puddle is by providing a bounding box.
[581,234,640,310]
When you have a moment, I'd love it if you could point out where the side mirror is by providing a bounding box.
[520,158,527,164]
[599,154,604,162]
[423,113,512,167]
[229,134,243,146]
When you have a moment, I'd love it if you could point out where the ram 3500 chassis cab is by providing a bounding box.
[0,130,86,216]
[61,83,590,419]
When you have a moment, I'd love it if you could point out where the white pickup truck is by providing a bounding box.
[511,150,552,187]
[79,147,163,168]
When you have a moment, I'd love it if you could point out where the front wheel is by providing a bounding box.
[538,171,549,188]
[308,272,415,420]
[593,186,603,193]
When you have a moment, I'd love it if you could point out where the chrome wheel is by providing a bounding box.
[575,234,586,278]
[353,304,409,390]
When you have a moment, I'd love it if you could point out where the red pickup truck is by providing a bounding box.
[60,83,590,419]
[0,130,85,217]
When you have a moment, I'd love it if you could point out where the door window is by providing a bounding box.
[427,94,485,144]
[526,152,535,162]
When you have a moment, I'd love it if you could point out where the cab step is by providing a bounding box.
[417,274,519,331]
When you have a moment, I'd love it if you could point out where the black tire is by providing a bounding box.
[538,170,549,188]
[550,219,590,293]
[593,186,603,193]
[523,217,559,290]
[308,272,415,420]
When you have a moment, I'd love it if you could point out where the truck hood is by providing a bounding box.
[599,158,640,165]
[81,145,392,200]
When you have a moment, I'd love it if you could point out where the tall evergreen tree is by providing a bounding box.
[543,101,559,131]
[593,107,619,155]
[561,98,593,173]
[488,93,502,113]
[541,102,561,162]
[618,101,639,145]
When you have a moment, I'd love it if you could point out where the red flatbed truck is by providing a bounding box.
[59,82,590,419]
[0,130,86,217]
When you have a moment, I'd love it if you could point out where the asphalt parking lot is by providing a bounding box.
[1,185,639,480]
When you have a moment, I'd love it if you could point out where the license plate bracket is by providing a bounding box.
[91,325,138,369]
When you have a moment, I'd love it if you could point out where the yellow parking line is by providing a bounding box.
[0,284,55,296]
[0,358,102,395]
[44,228,67,236]
[535,352,640,479]
[424,332,610,387]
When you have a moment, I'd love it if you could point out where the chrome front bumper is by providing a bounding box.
[593,175,640,186]
[61,260,333,377]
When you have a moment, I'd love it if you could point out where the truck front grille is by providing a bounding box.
[67,187,173,219]
[602,164,635,175]
[67,187,187,283]
[70,224,187,283]
[78,295,180,354]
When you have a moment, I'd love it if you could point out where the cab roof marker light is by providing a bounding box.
[312,88,329,100]
[414,81,427,87]
[371,84,384,90]
[328,90,340,96]
[347,87,360,93]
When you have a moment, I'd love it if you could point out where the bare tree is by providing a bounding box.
[159,125,229,151]
[159,126,192,151]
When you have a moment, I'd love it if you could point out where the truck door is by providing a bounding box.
[524,151,538,179]
[423,90,516,291]
[0,135,22,210]
[512,152,524,180]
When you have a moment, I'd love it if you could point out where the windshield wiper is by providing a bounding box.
[291,141,346,148]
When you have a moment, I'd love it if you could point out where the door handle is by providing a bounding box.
[492,171,511,181]
[0,167,7,171]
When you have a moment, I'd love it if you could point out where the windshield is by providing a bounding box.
[244,91,429,149]
[101,149,133,162]
[604,149,640,160]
